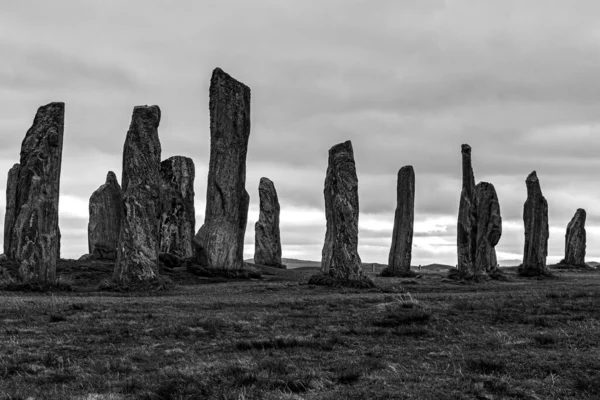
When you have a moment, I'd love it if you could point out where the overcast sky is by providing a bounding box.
[1,1,600,265]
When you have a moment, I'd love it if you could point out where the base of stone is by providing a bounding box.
[554,262,595,270]
[186,263,262,279]
[98,275,176,292]
[307,273,376,289]
[446,268,491,282]
[379,267,419,278]
[517,265,556,278]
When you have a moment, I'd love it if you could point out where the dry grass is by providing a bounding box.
[0,261,599,399]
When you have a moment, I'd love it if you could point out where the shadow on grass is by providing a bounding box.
[307,273,376,289]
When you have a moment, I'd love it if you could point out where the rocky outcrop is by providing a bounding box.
[88,171,123,260]
[254,177,283,267]
[457,144,477,277]
[3,163,20,257]
[321,141,364,280]
[474,182,502,273]
[387,166,415,276]
[564,208,586,266]
[520,171,549,276]
[193,68,250,270]
[160,156,195,259]
[113,105,162,283]
[7,102,64,284]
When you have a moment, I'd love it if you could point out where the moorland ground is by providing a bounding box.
[0,261,599,400]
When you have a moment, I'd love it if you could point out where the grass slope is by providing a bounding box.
[0,260,599,399]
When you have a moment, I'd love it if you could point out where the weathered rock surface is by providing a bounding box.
[160,156,195,259]
[193,68,250,270]
[254,177,283,267]
[474,182,502,273]
[520,171,549,276]
[457,144,477,277]
[4,163,20,257]
[564,208,586,266]
[7,102,64,284]
[113,105,162,283]
[388,166,415,276]
[321,140,364,280]
[88,171,123,260]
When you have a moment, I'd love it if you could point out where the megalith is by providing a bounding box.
[254,177,283,267]
[160,156,195,259]
[563,208,586,266]
[387,165,415,276]
[474,182,502,273]
[321,140,364,280]
[520,171,549,276]
[113,105,162,283]
[7,102,64,284]
[88,171,123,260]
[457,144,477,277]
[4,163,21,257]
[193,68,250,270]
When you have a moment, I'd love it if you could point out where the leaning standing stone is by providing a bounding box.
[320,141,364,281]
[160,156,195,259]
[193,68,250,270]
[474,182,502,273]
[563,208,586,266]
[520,171,550,276]
[113,105,162,283]
[387,165,415,276]
[88,171,123,260]
[9,102,64,284]
[457,144,477,278]
[254,177,283,268]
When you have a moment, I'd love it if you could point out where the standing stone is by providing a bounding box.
[88,171,123,260]
[563,208,586,266]
[114,105,162,283]
[160,156,195,259]
[8,102,64,284]
[193,68,250,270]
[520,171,549,276]
[4,163,21,257]
[474,182,502,273]
[254,177,283,267]
[387,165,415,276]
[457,144,477,277]
[321,141,364,280]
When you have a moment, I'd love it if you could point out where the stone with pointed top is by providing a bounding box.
[388,166,415,276]
[7,102,64,284]
[563,208,586,266]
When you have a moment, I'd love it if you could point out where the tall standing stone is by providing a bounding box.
[254,177,283,267]
[193,68,250,270]
[88,171,123,260]
[8,102,64,284]
[321,141,364,280]
[114,105,162,283]
[563,208,586,266]
[520,171,549,276]
[160,156,195,259]
[457,144,477,277]
[388,165,415,276]
[474,182,502,273]
[4,163,21,257]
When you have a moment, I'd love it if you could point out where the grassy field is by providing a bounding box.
[1,261,599,399]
